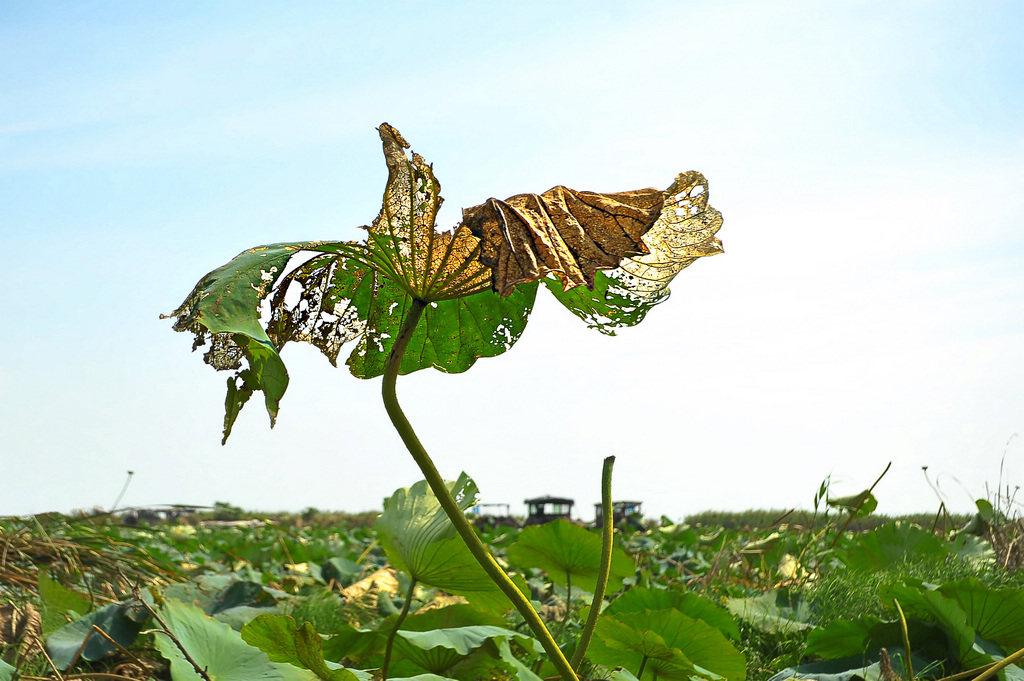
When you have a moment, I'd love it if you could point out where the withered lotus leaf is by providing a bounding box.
[462,186,665,298]
[165,123,723,441]
[545,171,723,335]
[369,124,492,301]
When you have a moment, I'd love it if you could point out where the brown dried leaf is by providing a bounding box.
[463,184,665,297]
[341,567,401,600]
[370,123,492,300]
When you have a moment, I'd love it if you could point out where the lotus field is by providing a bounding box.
[1,479,1022,681]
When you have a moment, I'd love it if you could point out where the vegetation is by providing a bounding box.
[157,122,723,681]
[1,485,1022,681]
[6,124,1020,681]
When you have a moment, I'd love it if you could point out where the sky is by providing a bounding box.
[2,1,1022,521]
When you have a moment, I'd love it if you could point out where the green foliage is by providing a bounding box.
[153,598,323,681]
[389,625,543,680]
[589,606,746,681]
[242,614,362,681]
[603,588,740,641]
[506,519,635,594]
[46,599,149,670]
[376,474,514,614]
[826,490,878,519]
[726,590,814,635]
[842,522,948,571]
[8,498,1024,681]
[37,572,92,637]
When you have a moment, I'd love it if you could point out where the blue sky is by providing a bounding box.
[2,1,1022,519]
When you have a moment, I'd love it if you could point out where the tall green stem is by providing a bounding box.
[571,455,615,670]
[382,576,418,681]
[382,298,579,681]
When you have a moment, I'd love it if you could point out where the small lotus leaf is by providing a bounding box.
[726,589,814,633]
[843,522,948,571]
[242,614,362,681]
[38,573,92,637]
[46,600,149,671]
[603,588,740,640]
[505,519,634,594]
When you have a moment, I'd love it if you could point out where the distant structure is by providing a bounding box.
[470,503,518,529]
[524,495,574,526]
[593,500,644,529]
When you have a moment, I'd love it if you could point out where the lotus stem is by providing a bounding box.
[970,644,1024,681]
[382,298,579,681]
[893,599,914,680]
[381,576,417,681]
[571,455,615,671]
[637,654,649,679]
[561,571,573,636]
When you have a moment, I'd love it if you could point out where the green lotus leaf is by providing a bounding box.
[587,615,696,680]
[505,519,634,595]
[46,600,149,671]
[589,603,746,681]
[937,578,1024,651]
[390,625,543,680]
[725,589,814,634]
[879,581,991,669]
[602,587,740,640]
[377,474,516,613]
[38,572,93,637]
[319,604,505,669]
[843,522,948,571]
[152,598,323,681]
[826,490,878,518]
[241,614,363,681]
[806,614,951,662]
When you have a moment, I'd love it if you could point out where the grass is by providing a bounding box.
[683,508,974,533]
[0,514,180,600]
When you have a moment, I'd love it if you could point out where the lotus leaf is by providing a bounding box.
[505,519,634,594]
[165,124,722,441]
[242,614,363,681]
[726,589,814,633]
[602,587,740,640]
[152,598,324,681]
[38,572,92,637]
[391,625,543,680]
[937,578,1024,650]
[589,605,745,681]
[46,600,149,671]
[587,615,697,680]
[377,474,515,613]
[843,523,948,572]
